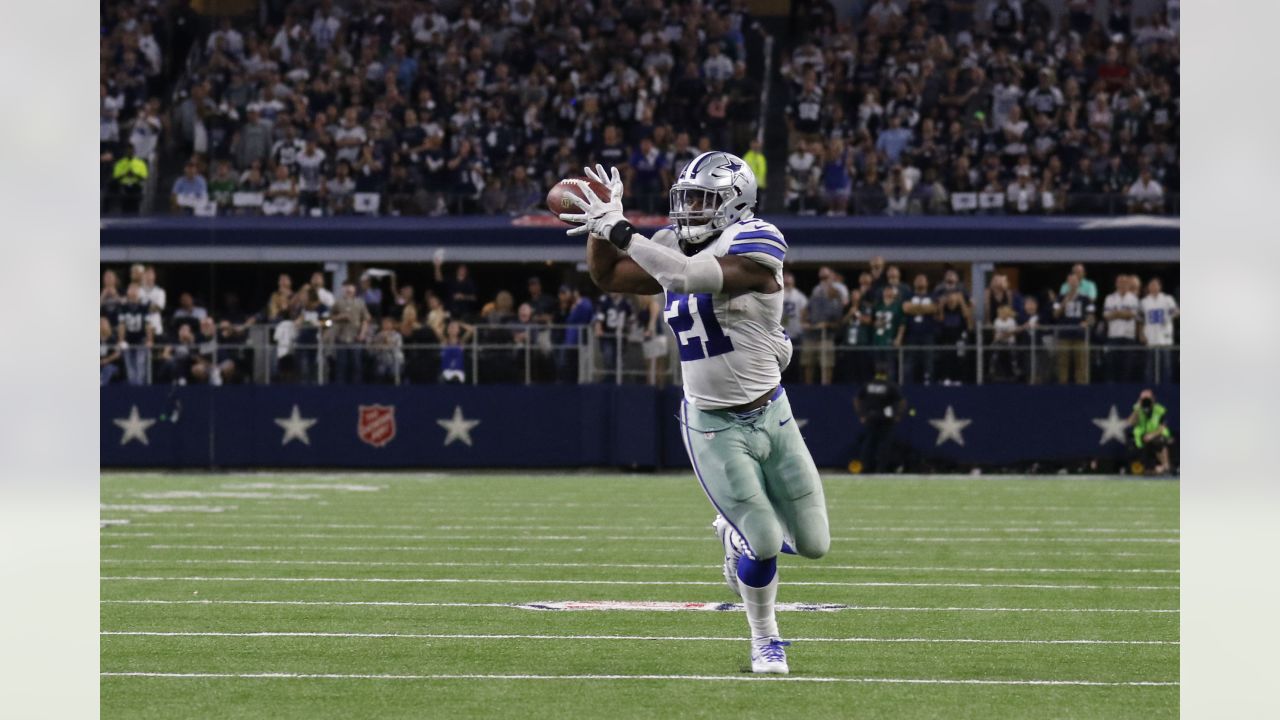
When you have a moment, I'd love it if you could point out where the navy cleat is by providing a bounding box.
[750,637,791,674]
[711,514,747,598]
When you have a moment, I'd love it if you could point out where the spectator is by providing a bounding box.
[207,160,237,211]
[438,320,475,384]
[1127,167,1165,213]
[1052,272,1096,384]
[875,115,913,165]
[170,292,207,336]
[324,161,356,215]
[902,273,940,384]
[309,272,335,308]
[371,316,404,384]
[231,108,271,170]
[139,266,166,339]
[263,165,299,216]
[803,277,843,386]
[595,292,633,381]
[330,281,371,384]
[989,304,1020,382]
[1140,277,1179,383]
[100,269,122,325]
[554,285,595,383]
[435,258,479,320]
[1103,274,1142,382]
[295,139,327,213]
[871,285,905,380]
[984,274,1022,325]
[1018,295,1045,384]
[628,138,667,212]
[1059,264,1099,301]
[100,317,122,386]
[785,140,821,214]
[170,161,208,212]
[936,290,973,385]
[116,283,152,385]
[504,165,542,215]
[525,277,557,324]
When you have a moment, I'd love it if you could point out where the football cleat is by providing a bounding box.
[712,514,747,598]
[750,637,791,674]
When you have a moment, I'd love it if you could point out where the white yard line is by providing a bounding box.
[98,671,1178,687]
[99,531,1180,544]
[100,630,1178,646]
[109,521,1178,534]
[97,558,1179,574]
[100,599,1180,614]
[98,543,1177,558]
[100,575,1177,591]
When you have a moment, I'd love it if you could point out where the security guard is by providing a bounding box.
[111,145,148,214]
[854,361,906,473]
[1129,388,1174,474]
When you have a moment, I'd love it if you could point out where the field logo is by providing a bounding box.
[357,404,397,448]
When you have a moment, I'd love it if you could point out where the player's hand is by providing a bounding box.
[560,165,626,241]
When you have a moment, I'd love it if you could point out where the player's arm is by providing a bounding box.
[569,165,776,294]
[586,236,662,295]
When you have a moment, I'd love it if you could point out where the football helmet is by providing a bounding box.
[668,151,757,245]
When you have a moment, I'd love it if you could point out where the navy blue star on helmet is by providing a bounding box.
[723,159,742,172]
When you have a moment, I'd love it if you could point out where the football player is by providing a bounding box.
[561,154,830,674]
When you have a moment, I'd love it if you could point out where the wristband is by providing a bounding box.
[608,220,635,250]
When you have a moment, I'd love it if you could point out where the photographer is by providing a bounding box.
[854,362,907,473]
[1128,389,1174,475]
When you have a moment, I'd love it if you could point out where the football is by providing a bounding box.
[546,177,610,224]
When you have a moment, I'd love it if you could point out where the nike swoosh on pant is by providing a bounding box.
[779,417,793,426]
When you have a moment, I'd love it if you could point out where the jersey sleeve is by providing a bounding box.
[725,223,787,273]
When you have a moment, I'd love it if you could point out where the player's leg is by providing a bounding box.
[679,399,789,673]
[680,399,785,561]
[761,394,831,560]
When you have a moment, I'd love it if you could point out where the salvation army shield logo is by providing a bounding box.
[357,404,396,448]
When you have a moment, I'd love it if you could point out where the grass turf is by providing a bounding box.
[101,472,1179,719]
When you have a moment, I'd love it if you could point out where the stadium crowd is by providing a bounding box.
[100,0,1178,217]
[100,257,1179,388]
[779,0,1179,215]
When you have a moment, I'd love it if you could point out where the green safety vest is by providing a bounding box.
[112,156,149,186]
[1132,402,1170,448]
[744,150,767,189]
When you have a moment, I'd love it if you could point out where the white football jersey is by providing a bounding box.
[651,217,792,410]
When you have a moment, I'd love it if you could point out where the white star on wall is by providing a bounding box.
[928,405,973,447]
[274,404,318,446]
[1092,404,1129,446]
[113,405,157,446]
[437,405,481,447]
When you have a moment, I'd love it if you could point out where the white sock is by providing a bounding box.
[740,572,779,639]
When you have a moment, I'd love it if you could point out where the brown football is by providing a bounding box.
[546,177,610,224]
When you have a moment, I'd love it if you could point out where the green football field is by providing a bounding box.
[100,472,1179,719]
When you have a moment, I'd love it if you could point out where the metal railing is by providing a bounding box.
[103,322,1179,388]
[781,190,1180,217]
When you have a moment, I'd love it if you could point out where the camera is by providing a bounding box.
[1141,397,1154,411]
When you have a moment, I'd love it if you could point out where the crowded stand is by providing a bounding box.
[100,258,1179,387]
[101,0,1178,217]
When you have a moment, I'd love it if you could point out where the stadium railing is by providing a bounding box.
[110,322,1179,389]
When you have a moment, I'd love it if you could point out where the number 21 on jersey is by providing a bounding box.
[664,291,734,361]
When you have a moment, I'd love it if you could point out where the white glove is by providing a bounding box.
[559,164,626,239]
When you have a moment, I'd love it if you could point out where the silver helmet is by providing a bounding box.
[668,151,757,245]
